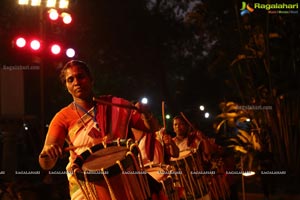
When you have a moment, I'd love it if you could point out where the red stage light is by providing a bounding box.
[51,44,61,55]
[30,39,41,50]
[16,37,26,48]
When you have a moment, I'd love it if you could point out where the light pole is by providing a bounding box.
[17,0,70,135]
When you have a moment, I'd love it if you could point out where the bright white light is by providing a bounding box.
[16,37,26,48]
[23,123,29,131]
[246,118,251,122]
[59,0,69,9]
[141,97,148,104]
[61,12,72,24]
[51,44,61,55]
[48,9,59,20]
[199,105,205,111]
[31,0,41,6]
[46,0,57,7]
[30,40,41,50]
[18,0,29,5]
[204,112,210,118]
[66,48,75,58]
[166,114,171,119]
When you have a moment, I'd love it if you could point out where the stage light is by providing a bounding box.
[18,0,29,5]
[13,35,75,58]
[31,0,41,6]
[59,0,69,9]
[51,44,61,55]
[61,12,72,24]
[30,39,41,51]
[48,9,59,21]
[16,37,26,48]
[46,0,57,7]
[66,48,75,58]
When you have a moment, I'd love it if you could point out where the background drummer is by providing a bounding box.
[38,60,160,200]
[166,115,212,165]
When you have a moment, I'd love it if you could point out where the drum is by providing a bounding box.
[72,139,150,200]
[207,158,230,200]
[145,164,179,200]
[170,150,211,200]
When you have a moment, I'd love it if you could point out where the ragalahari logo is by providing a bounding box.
[240,1,298,15]
[240,1,254,16]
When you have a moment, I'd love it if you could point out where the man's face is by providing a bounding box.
[173,118,188,138]
[64,65,93,100]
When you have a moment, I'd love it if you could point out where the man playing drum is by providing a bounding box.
[161,115,213,199]
[169,115,230,200]
[161,115,210,163]
[39,60,159,200]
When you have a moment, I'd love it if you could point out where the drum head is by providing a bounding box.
[170,150,191,161]
[82,146,128,171]
[145,167,165,182]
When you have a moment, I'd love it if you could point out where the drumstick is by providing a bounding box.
[39,144,89,158]
[41,141,105,158]
[64,144,89,152]
[162,101,166,130]
[64,137,108,152]
[160,101,166,165]
[160,101,167,142]
[180,112,196,131]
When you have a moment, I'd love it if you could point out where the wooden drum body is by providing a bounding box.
[170,150,211,200]
[72,139,150,200]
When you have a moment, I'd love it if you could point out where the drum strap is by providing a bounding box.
[73,168,94,200]
[84,171,99,200]
[117,160,135,200]
[74,102,98,127]
[127,150,151,199]
[102,168,117,200]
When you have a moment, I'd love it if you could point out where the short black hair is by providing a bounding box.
[60,60,93,84]
[172,115,187,125]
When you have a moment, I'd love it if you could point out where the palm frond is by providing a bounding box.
[216,112,239,119]
[214,119,226,133]
[251,133,262,151]
[234,146,248,154]
[237,129,252,143]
